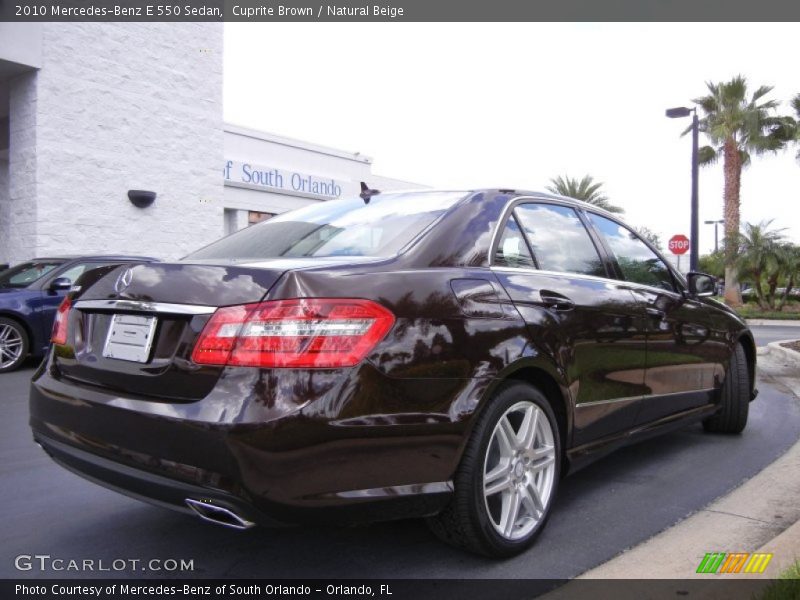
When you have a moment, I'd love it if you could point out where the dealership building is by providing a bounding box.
[0,23,420,266]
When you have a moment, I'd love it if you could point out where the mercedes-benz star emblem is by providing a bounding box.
[114,268,134,294]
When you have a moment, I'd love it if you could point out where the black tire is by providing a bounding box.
[703,343,749,434]
[427,381,561,557]
[0,317,30,373]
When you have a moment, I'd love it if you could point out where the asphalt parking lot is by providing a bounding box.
[1,325,799,581]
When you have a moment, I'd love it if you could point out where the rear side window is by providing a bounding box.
[494,215,536,268]
[588,213,676,291]
[514,204,606,277]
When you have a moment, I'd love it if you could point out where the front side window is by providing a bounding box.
[186,191,467,260]
[513,203,606,277]
[588,213,675,291]
[0,261,65,288]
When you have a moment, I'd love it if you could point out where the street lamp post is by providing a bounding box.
[704,219,724,253]
[666,106,700,272]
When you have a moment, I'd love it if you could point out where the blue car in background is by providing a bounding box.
[0,255,157,372]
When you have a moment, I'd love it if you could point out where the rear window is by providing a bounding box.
[186,191,466,260]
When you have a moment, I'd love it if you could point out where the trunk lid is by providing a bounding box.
[53,258,380,401]
[54,261,292,401]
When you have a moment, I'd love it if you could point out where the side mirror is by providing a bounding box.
[687,272,716,297]
[48,277,72,293]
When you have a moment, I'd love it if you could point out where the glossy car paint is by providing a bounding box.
[29,190,756,527]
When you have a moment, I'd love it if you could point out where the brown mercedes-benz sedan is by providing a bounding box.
[30,189,756,557]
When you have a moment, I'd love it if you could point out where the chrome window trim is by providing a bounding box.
[74,299,217,315]
[489,195,612,277]
[489,194,688,296]
[489,265,621,287]
[491,264,685,299]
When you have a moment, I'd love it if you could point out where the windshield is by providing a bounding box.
[0,261,65,288]
[185,191,467,261]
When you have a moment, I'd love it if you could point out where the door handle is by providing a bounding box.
[538,290,575,311]
[646,307,665,319]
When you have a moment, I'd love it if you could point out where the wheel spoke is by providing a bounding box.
[517,405,539,450]
[495,416,517,457]
[484,464,513,496]
[523,479,545,516]
[530,454,555,473]
[500,488,522,537]
[0,326,10,341]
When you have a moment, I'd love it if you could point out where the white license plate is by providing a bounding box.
[102,314,157,363]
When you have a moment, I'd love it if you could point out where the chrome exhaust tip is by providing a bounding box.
[184,498,255,530]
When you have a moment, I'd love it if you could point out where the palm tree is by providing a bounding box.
[735,220,785,310]
[776,244,800,311]
[690,76,787,306]
[546,175,624,213]
[791,93,800,162]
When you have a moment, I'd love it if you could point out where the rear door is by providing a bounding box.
[491,201,648,447]
[585,213,727,424]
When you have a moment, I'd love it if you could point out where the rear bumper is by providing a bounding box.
[29,363,470,526]
[35,433,278,526]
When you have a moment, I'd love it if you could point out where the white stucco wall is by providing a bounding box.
[4,23,224,264]
[0,158,8,264]
[5,71,38,265]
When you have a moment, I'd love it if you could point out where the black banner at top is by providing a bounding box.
[2,0,800,22]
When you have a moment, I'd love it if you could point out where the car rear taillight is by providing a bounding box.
[191,298,395,368]
[51,296,72,345]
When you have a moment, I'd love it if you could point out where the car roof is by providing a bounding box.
[378,188,622,220]
[28,255,159,261]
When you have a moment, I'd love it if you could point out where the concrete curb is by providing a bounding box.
[570,431,800,580]
[764,340,800,366]
[746,319,800,327]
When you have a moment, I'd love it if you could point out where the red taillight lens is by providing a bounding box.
[191,298,395,368]
[51,296,72,345]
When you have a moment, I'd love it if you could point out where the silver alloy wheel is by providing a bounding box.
[0,323,24,369]
[483,400,556,541]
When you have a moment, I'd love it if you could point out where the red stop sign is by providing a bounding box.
[669,234,690,255]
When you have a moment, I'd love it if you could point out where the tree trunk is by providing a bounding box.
[766,274,779,310]
[777,275,794,311]
[722,137,743,307]
[752,270,768,310]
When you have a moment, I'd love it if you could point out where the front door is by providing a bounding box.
[585,213,728,424]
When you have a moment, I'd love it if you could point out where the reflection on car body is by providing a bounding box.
[30,190,755,557]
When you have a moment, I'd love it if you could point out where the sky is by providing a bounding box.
[223,23,800,255]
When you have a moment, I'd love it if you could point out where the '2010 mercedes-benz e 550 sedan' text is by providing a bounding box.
[30,189,756,557]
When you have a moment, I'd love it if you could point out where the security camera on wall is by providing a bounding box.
[127,190,156,209]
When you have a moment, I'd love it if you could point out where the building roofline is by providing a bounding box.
[224,123,373,164]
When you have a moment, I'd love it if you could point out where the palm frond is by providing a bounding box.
[751,85,774,103]
[698,146,718,165]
